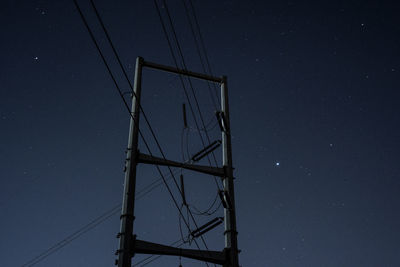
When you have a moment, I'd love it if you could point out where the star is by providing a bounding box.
[275,162,280,166]
[34,56,39,60]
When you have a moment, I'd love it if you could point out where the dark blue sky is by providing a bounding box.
[1,0,399,266]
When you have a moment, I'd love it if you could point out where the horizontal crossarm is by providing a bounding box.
[142,60,223,83]
[132,238,227,265]
[137,153,225,177]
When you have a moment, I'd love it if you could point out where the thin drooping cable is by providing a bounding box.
[181,127,221,216]
[74,3,213,266]
[189,114,220,133]
[189,192,221,216]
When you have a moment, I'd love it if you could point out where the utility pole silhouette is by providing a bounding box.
[115,56,240,267]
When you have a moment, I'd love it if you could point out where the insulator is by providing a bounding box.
[215,111,227,132]
[190,217,224,238]
[182,103,188,128]
[218,190,227,209]
[191,140,221,162]
[215,111,224,131]
[180,174,187,206]
[219,190,232,209]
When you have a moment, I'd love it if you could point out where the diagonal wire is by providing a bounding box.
[154,0,222,194]
[74,1,212,265]
[180,0,219,110]
[153,2,227,266]
[19,169,177,267]
[90,0,217,255]
[88,1,221,262]
[156,0,224,223]
[89,0,215,209]
[22,1,223,267]
[160,0,221,181]
[186,0,220,103]
[20,205,119,267]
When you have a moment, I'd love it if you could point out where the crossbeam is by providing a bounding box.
[137,152,225,177]
[132,238,227,265]
[142,60,223,83]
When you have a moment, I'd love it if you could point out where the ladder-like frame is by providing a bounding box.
[116,57,239,267]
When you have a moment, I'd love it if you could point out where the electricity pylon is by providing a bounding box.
[115,56,240,267]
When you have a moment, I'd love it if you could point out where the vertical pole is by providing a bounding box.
[118,57,143,267]
[221,76,239,267]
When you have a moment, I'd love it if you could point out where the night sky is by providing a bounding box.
[1,0,400,266]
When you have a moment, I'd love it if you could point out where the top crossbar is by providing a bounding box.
[142,60,223,83]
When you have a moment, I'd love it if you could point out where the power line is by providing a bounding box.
[142,1,227,264]
[186,0,220,103]
[189,192,222,216]
[158,0,221,185]
[87,0,193,213]
[89,1,239,265]
[154,0,221,194]
[156,0,224,226]
[74,1,213,265]
[89,0,217,228]
[156,0,226,218]
[20,205,119,267]
[74,0,187,229]
[180,0,219,110]
[21,1,227,266]
[19,167,181,267]
[180,129,222,216]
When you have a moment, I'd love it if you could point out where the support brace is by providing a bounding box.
[137,152,225,177]
[132,237,228,265]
